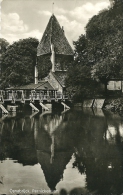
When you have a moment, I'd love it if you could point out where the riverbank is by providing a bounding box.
[74,98,123,116]
[103,98,123,116]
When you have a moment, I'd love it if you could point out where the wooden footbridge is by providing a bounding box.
[0,88,70,114]
[0,90,68,103]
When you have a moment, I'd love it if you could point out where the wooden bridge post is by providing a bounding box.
[39,91,43,103]
[0,90,4,104]
[2,90,5,103]
[47,90,51,102]
[30,90,34,102]
[62,93,65,102]
[55,91,58,102]
[11,90,15,104]
[21,90,25,103]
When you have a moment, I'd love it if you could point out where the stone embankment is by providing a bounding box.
[74,98,123,115]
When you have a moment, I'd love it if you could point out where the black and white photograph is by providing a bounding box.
[0,0,123,194]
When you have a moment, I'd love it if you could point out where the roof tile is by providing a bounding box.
[7,81,55,90]
[52,71,67,87]
[37,14,73,56]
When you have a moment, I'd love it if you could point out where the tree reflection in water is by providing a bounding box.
[73,109,123,194]
[0,108,123,194]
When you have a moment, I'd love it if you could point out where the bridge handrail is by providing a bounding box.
[0,90,69,101]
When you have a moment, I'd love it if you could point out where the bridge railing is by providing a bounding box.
[1,90,69,101]
[62,95,68,99]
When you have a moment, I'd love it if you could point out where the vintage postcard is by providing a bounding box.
[0,0,123,194]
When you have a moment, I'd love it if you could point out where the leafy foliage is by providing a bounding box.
[86,0,123,83]
[66,36,103,101]
[65,65,103,101]
[1,38,39,88]
[0,38,9,54]
[66,0,123,99]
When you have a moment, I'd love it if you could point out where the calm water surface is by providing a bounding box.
[0,108,123,194]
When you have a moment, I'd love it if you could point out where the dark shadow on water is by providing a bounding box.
[0,108,123,194]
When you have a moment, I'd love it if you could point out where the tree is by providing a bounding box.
[0,38,9,54]
[73,35,89,66]
[65,35,102,101]
[0,38,9,77]
[66,64,101,101]
[86,0,123,86]
[110,0,123,8]
[66,0,123,100]
[1,38,39,88]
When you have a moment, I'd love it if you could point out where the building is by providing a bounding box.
[107,79,123,96]
[1,14,73,105]
[37,14,73,94]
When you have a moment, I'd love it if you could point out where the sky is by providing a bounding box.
[0,0,110,47]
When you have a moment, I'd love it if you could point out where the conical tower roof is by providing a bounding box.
[37,14,73,56]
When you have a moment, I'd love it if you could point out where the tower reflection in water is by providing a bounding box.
[0,108,123,194]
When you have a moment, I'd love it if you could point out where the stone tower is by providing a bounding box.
[37,14,73,93]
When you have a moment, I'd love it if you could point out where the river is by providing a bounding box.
[0,107,123,194]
